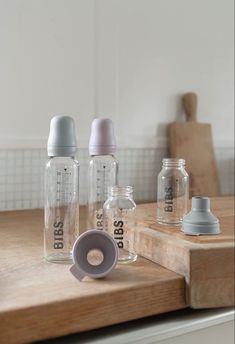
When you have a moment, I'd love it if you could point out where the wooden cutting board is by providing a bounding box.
[134,197,234,309]
[168,93,220,197]
[0,209,186,344]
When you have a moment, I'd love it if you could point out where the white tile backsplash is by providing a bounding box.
[0,147,234,211]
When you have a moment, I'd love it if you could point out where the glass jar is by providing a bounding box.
[103,186,137,264]
[157,159,189,226]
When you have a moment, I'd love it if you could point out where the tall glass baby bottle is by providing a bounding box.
[87,118,118,230]
[44,115,79,263]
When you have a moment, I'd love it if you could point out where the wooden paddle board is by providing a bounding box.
[168,93,220,197]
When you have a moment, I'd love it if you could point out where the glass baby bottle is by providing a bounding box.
[44,115,79,263]
[87,118,118,230]
[157,158,189,226]
[103,186,137,264]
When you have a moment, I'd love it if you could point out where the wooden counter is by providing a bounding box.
[135,197,234,309]
[0,209,186,344]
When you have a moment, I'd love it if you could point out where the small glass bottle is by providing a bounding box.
[103,186,137,264]
[87,118,118,230]
[44,115,79,263]
[157,158,189,226]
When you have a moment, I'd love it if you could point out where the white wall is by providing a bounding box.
[0,0,95,148]
[0,0,234,149]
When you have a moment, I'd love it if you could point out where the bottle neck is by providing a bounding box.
[108,186,133,198]
[48,155,75,159]
[162,158,185,169]
[90,154,114,157]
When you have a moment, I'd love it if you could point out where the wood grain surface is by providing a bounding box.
[0,209,186,344]
[135,197,234,244]
[168,92,220,197]
[134,197,234,309]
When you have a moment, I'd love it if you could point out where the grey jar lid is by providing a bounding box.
[47,115,77,157]
[70,229,118,281]
[182,197,220,236]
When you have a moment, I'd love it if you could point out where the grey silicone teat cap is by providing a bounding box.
[47,115,77,157]
[70,229,118,281]
[182,197,220,235]
[89,118,116,156]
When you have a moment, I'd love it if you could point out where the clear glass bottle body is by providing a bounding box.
[87,155,118,230]
[44,156,79,263]
[157,159,189,226]
[103,186,137,264]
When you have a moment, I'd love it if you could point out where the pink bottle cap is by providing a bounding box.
[89,118,116,156]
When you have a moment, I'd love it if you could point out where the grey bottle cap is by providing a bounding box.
[89,118,116,156]
[182,197,220,236]
[47,115,77,157]
[70,229,118,281]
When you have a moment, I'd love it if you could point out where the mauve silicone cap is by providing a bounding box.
[182,197,220,236]
[89,118,116,156]
[70,229,118,281]
[47,115,77,157]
